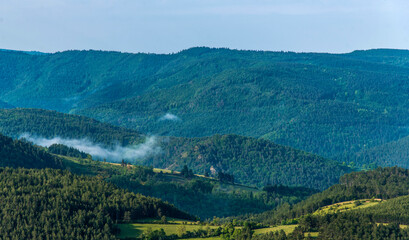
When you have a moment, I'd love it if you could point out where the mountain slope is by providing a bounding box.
[0,111,314,220]
[0,132,62,169]
[254,167,409,225]
[352,135,409,168]
[148,134,351,190]
[57,152,318,219]
[0,108,351,189]
[0,108,143,146]
[0,167,192,239]
[2,48,409,163]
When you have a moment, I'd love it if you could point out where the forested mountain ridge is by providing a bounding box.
[0,108,143,146]
[0,132,62,169]
[0,167,193,239]
[0,120,319,220]
[352,135,409,169]
[2,48,409,164]
[0,120,308,221]
[57,150,319,219]
[0,108,351,189]
[252,167,409,225]
[148,134,351,189]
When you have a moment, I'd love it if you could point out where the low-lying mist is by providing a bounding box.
[19,133,161,163]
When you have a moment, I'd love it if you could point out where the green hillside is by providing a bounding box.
[148,134,351,190]
[0,108,143,146]
[252,167,409,225]
[0,117,319,220]
[236,167,409,239]
[0,108,351,189]
[352,135,409,169]
[57,152,318,220]
[0,167,192,240]
[2,48,409,164]
[293,194,409,239]
[0,132,62,169]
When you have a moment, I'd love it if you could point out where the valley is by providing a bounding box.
[2,48,409,239]
[3,48,409,166]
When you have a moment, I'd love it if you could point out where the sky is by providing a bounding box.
[1,0,409,54]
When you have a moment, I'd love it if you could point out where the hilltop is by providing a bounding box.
[0,132,62,169]
[0,108,351,189]
[0,129,318,220]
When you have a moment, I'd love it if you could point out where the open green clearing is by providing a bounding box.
[252,199,384,238]
[115,199,384,239]
[253,224,298,235]
[184,237,221,240]
[130,218,196,224]
[117,223,220,239]
[313,199,383,216]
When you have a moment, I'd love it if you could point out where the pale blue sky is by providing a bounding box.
[1,0,409,53]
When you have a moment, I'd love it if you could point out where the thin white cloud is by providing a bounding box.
[159,113,181,121]
[19,133,161,162]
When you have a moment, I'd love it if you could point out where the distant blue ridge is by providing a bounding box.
[0,49,49,55]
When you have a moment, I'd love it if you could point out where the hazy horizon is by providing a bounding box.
[1,0,409,54]
[2,46,409,55]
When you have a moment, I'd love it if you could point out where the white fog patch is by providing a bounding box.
[19,133,161,162]
[159,113,181,121]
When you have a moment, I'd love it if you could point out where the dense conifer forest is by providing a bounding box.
[0,132,318,220]
[4,48,409,239]
[0,168,192,240]
[48,143,90,158]
[0,108,351,189]
[3,48,409,165]
[0,108,143,146]
[251,167,409,225]
[150,134,351,189]
[0,133,62,169]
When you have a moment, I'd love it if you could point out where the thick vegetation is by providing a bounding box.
[252,167,409,225]
[0,108,351,189]
[0,133,62,169]
[0,108,143,146]
[352,135,409,169]
[0,167,192,240]
[289,194,409,239]
[4,131,307,221]
[3,48,409,239]
[149,134,351,189]
[226,168,409,239]
[2,48,409,165]
[48,143,90,158]
[59,154,317,220]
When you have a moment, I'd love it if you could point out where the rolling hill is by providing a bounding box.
[242,167,409,239]
[351,135,409,169]
[0,167,193,239]
[253,167,409,225]
[148,134,351,189]
[0,132,62,169]
[0,108,351,190]
[0,119,319,220]
[0,129,194,239]
[0,108,143,146]
[2,48,409,164]
[57,151,318,220]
